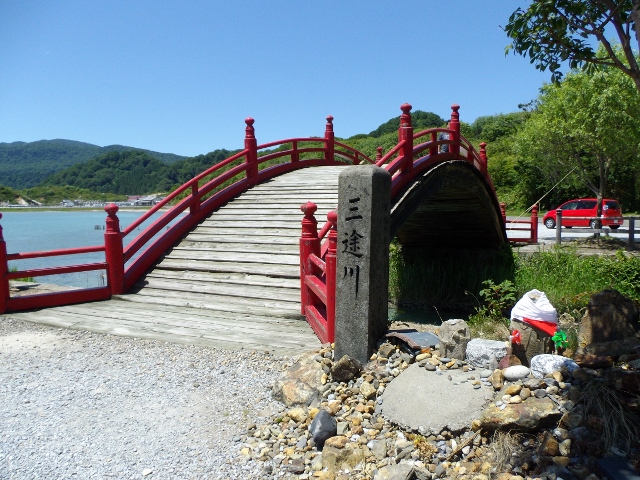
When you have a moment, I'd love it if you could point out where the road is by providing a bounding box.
[506,216,638,245]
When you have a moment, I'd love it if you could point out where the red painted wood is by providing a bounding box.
[449,104,461,157]
[399,103,413,176]
[531,205,539,243]
[304,304,329,343]
[104,204,125,295]
[245,118,258,187]
[300,201,320,315]
[325,116,335,163]
[6,263,107,280]
[7,245,104,261]
[7,287,111,312]
[305,275,327,305]
[324,210,337,343]
[0,215,8,314]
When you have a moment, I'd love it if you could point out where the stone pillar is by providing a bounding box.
[334,165,391,364]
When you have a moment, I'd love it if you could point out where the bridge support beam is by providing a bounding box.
[334,165,391,365]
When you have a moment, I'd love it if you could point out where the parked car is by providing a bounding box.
[542,198,622,229]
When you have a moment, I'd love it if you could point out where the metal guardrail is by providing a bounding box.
[553,210,637,249]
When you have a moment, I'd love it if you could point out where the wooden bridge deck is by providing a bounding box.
[6,166,345,356]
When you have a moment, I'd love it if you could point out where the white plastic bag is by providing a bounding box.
[510,289,557,324]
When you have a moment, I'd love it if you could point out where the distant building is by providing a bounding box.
[61,199,75,207]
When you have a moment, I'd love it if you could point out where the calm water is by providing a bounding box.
[2,209,177,288]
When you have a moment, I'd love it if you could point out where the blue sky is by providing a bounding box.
[0,1,549,157]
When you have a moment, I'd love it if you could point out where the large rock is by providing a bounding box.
[438,319,471,360]
[373,464,415,480]
[479,397,562,431]
[272,351,323,407]
[466,338,507,368]
[530,354,579,379]
[321,442,365,472]
[330,355,363,382]
[583,336,640,358]
[510,319,553,366]
[577,289,639,352]
[309,409,337,449]
[379,364,493,434]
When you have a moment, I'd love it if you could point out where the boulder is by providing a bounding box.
[530,354,579,379]
[331,355,363,383]
[466,339,507,368]
[577,289,639,352]
[321,442,365,473]
[272,351,324,407]
[583,336,640,357]
[479,397,562,431]
[373,464,415,480]
[510,319,553,366]
[438,319,471,360]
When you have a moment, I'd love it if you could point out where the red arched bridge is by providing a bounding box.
[1,104,537,355]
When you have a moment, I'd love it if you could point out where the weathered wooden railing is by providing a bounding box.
[0,115,372,313]
[299,103,498,343]
[552,211,637,248]
[501,204,539,244]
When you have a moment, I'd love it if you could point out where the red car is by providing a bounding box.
[542,198,623,229]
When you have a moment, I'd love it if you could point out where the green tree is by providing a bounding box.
[505,0,640,94]
[513,63,640,215]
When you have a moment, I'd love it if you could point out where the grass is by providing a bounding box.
[389,241,640,338]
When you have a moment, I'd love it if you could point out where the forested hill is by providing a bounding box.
[0,139,186,189]
[38,149,237,196]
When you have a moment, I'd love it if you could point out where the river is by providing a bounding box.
[2,209,174,288]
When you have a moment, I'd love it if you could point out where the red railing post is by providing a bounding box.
[500,202,507,225]
[0,214,9,314]
[300,202,320,314]
[449,104,461,157]
[531,205,539,243]
[375,146,383,164]
[399,103,413,175]
[104,204,125,295]
[245,117,258,187]
[325,115,335,164]
[190,181,201,215]
[479,142,488,174]
[325,210,338,343]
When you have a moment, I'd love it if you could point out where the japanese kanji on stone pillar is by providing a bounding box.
[334,165,391,364]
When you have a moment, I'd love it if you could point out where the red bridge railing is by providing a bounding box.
[299,103,500,343]
[0,115,372,314]
[502,204,539,244]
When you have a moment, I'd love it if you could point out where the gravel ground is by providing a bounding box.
[0,317,293,479]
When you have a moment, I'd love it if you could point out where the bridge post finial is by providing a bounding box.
[399,104,413,176]
[244,117,258,187]
[325,115,335,164]
[375,146,383,164]
[0,212,7,314]
[449,104,461,157]
[479,142,488,175]
[104,203,125,295]
[300,202,320,315]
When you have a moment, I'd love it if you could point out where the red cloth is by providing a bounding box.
[522,317,558,336]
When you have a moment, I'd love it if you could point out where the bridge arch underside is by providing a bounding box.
[389,161,510,311]
[391,161,506,249]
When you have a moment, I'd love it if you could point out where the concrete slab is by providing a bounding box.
[378,364,493,435]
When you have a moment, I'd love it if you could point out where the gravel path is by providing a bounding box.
[0,317,293,479]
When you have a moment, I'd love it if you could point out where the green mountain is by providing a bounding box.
[38,148,237,196]
[0,139,186,189]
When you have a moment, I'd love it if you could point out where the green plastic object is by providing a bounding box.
[552,330,568,349]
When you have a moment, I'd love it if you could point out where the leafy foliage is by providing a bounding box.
[468,279,518,328]
[512,60,640,212]
[505,0,640,93]
[367,110,445,138]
